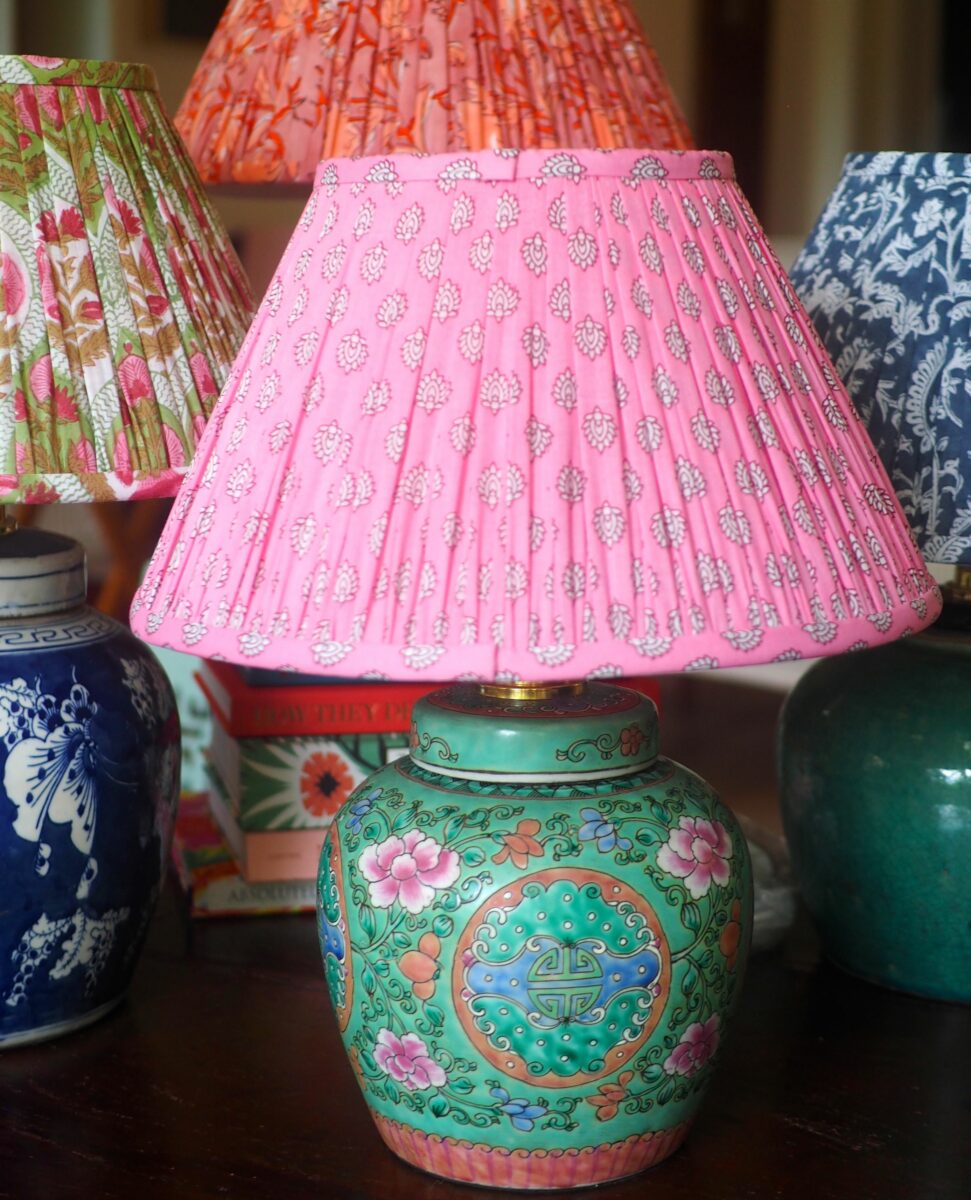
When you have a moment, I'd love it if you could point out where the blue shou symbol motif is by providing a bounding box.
[453,869,670,1086]
[522,941,610,1025]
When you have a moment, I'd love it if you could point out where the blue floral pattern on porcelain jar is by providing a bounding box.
[0,531,179,1047]
[790,152,971,563]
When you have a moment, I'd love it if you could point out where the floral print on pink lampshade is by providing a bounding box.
[176,0,693,186]
[131,148,941,681]
[0,55,254,504]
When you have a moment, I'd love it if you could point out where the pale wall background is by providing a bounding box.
[637,0,941,261]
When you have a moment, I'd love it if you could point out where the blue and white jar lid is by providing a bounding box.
[0,528,87,619]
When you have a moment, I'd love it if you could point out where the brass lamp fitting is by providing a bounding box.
[479,681,585,702]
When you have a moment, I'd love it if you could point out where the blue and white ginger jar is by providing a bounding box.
[0,528,179,1047]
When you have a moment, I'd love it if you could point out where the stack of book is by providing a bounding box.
[171,791,320,917]
[172,662,434,916]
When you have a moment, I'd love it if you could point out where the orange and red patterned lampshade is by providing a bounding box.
[0,55,254,504]
[176,0,693,186]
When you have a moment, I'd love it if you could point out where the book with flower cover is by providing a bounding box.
[196,659,436,737]
[170,792,316,917]
[207,710,408,832]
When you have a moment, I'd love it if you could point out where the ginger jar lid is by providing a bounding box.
[0,528,87,619]
[410,682,659,783]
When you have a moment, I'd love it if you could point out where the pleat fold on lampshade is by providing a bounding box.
[176,0,693,186]
[131,149,940,680]
[790,152,971,564]
[0,55,254,504]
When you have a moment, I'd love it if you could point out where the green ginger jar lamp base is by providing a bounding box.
[318,682,752,1189]
[778,609,971,1004]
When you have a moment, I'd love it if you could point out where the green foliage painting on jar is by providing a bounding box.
[317,684,752,1190]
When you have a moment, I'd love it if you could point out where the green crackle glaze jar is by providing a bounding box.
[779,626,971,1003]
[317,682,753,1190]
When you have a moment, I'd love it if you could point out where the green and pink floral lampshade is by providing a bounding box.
[0,55,254,504]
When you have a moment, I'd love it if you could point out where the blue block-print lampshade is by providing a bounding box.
[790,152,971,564]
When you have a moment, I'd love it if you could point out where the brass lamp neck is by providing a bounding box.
[479,681,585,702]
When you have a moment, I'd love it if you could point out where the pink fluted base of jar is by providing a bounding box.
[371,1114,693,1190]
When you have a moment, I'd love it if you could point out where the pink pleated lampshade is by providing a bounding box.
[130,148,941,680]
[176,0,693,186]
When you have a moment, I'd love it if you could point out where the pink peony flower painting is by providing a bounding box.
[656,816,733,899]
[374,1028,447,1091]
[359,829,460,914]
[663,1014,721,1077]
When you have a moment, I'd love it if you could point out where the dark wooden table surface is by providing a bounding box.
[2,681,969,1199]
